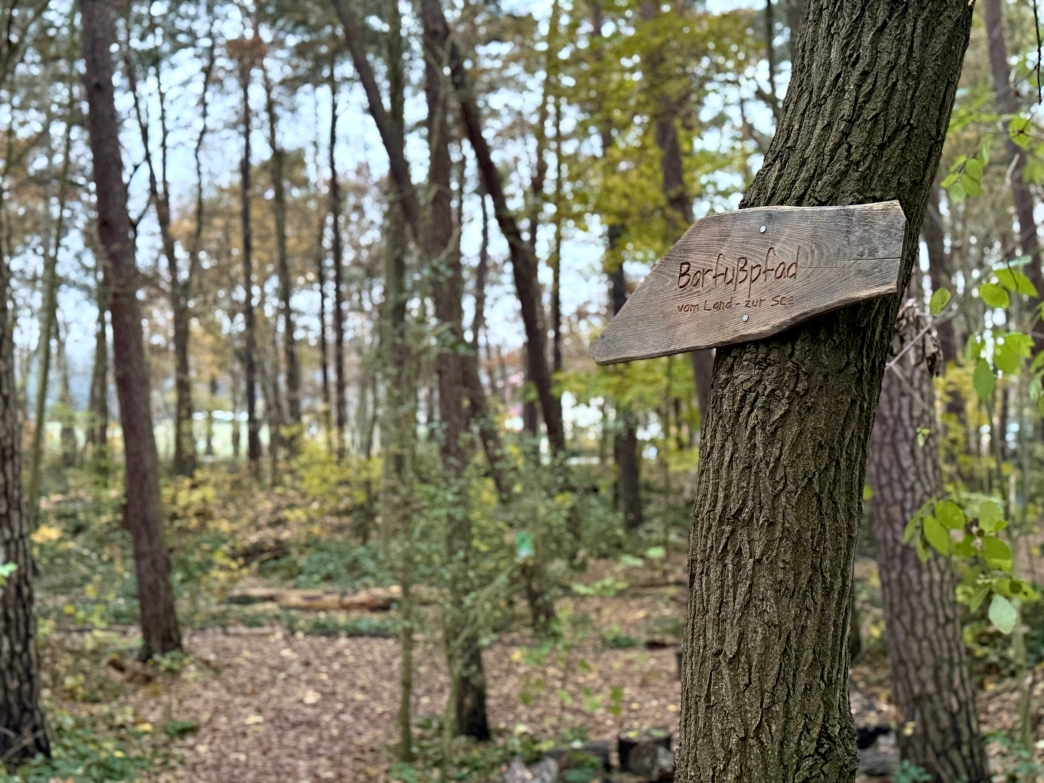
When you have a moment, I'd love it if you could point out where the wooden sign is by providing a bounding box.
[589,201,907,365]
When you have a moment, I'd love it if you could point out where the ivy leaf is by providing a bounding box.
[973,358,996,402]
[929,288,952,316]
[983,535,1013,573]
[980,282,1010,309]
[935,501,965,530]
[989,594,1018,634]
[978,500,1004,533]
[923,517,950,555]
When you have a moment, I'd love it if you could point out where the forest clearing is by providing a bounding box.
[6,0,1044,780]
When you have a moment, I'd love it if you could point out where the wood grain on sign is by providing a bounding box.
[589,201,907,365]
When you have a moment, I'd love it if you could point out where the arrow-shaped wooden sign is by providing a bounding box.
[589,201,908,365]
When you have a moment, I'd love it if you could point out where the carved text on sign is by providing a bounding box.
[589,201,907,365]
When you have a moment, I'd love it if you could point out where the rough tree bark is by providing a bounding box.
[328,72,348,461]
[867,303,988,783]
[421,0,490,740]
[0,173,50,764]
[79,0,182,659]
[678,1,973,781]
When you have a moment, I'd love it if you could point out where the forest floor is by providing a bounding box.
[35,563,1044,783]
[23,470,1044,782]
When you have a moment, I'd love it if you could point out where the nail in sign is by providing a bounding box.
[589,201,907,365]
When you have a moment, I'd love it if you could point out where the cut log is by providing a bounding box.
[629,741,676,781]
[501,755,558,783]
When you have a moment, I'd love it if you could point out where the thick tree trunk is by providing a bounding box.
[263,65,301,436]
[984,0,1044,348]
[79,0,182,659]
[0,263,50,761]
[329,74,348,461]
[421,0,490,741]
[239,58,262,474]
[678,2,972,781]
[867,304,987,783]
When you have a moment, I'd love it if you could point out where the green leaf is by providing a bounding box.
[983,535,1013,572]
[989,594,1018,634]
[996,268,1039,296]
[644,546,666,560]
[966,335,984,363]
[953,535,975,558]
[935,501,965,530]
[961,174,982,197]
[929,287,952,316]
[940,171,960,189]
[1009,115,1033,149]
[915,536,929,564]
[995,342,1021,374]
[973,358,996,402]
[970,582,991,612]
[980,282,1010,309]
[964,157,984,181]
[978,500,1004,533]
[923,516,950,554]
[902,515,921,544]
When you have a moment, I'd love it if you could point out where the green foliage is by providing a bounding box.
[891,760,932,783]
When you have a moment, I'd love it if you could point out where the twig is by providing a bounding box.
[1035,0,1043,103]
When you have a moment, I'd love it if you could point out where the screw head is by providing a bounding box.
[742,314,749,322]
[759,225,766,233]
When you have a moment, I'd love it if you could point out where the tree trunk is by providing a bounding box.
[922,184,956,364]
[984,0,1044,349]
[87,282,109,481]
[867,303,988,783]
[0,255,50,761]
[79,0,182,659]
[316,210,332,453]
[678,1,972,780]
[421,0,490,741]
[56,323,77,469]
[329,73,348,461]
[239,55,262,474]
[592,1,643,529]
[262,64,301,438]
[127,53,196,478]
[785,0,806,61]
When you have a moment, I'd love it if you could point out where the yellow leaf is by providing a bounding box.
[31,525,62,544]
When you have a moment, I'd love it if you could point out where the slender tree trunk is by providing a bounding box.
[0,168,50,764]
[329,73,348,461]
[262,65,301,438]
[592,1,643,529]
[239,55,261,474]
[984,0,1044,349]
[205,375,216,458]
[79,0,182,659]
[56,324,76,469]
[678,1,972,780]
[421,0,490,741]
[867,304,988,783]
[231,371,241,463]
[28,97,73,524]
[316,212,332,453]
[127,53,196,477]
[87,282,109,482]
